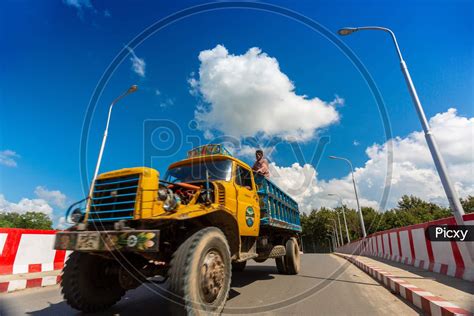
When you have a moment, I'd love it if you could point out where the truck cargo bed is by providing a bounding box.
[255,175,302,232]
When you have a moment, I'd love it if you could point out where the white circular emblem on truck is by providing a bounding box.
[127,235,138,247]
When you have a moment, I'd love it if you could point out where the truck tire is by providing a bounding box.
[275,257,287,274]
[285,238,300,275]
[232,260,247,272]
[61,252,125,313]
[168,227,231,315]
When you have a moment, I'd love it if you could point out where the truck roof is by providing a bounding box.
[168,144,253,170]
[168,154,252,171]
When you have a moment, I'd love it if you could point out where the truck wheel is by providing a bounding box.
[275,257,287,274]
[61,252,125,313]
[232,260,247,272]
[285,238,300,275]
[168,227,231,315]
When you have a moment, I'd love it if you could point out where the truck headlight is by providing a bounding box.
[158,187,180,212]
[158,187,168,201]
[163,192,180,212]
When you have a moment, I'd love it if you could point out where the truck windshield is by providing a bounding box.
[165,160,233,183]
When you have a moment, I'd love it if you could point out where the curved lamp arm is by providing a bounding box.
[338,26,403,62]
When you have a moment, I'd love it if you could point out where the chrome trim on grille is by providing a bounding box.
[88,174,140,222]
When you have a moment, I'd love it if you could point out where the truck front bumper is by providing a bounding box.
[54,230,160,252]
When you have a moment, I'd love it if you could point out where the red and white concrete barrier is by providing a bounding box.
[336,214,474,282]
[0,228,70,293]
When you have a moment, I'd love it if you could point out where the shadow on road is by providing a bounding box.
[229,263,276,300]
[23,263,278,316]
[231,265,276,288]
[25,301,74,316]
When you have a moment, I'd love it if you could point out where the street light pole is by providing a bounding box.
[337,26,466,226]
[326,234,334,253]
[83,85,138,223]
[329,156,367,237]
[336,210,344,246]
[329,193,351,243]
[330,219,340,248]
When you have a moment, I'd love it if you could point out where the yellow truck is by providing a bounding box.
[55,144,301,314]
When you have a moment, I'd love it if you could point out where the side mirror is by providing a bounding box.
[69,208,84,224]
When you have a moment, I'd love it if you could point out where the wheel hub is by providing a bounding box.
[200,250,225,303]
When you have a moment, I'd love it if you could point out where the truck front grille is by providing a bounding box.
[89,174,140,222]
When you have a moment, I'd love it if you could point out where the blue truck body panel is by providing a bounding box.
[254,175,302,232]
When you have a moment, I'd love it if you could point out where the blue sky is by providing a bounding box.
[0,0,472,225]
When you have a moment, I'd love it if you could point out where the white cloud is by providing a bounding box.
[0,194,53,215]
[127,47,146,78]
[104,10,111,17]
[63,0,92,9]
[34,186,67,209]
[268,108,473,213]
[203,130,214,140]
[0,150,20,167]
[0,187,68,217]
[190,45,340,141]
[63,0,95,19]
[353,140,360,146]
[155,89,161,96]
[231,144,276,160]
[270,162,323,213]
[56,216,69,230]
[349,108,474,208]
[159,98,174,108]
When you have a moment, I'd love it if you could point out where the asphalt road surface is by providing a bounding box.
[0,254,420,315]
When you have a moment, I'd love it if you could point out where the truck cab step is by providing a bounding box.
[257,245,286,260]
[237,252,258,262]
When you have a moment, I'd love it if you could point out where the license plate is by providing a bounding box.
[76,232,100,250]
[54,230,160,252]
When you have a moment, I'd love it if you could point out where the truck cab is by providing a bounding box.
[55,144,301,314]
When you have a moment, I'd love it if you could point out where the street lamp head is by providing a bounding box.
[127,85,138,94]
[328,193,336,196]
[328,155,338,160]
[338,27,358,36]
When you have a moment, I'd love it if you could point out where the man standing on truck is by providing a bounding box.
[252,149,270,178]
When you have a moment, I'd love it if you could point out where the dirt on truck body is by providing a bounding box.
[55,144,302,314]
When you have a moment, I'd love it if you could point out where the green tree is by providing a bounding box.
[300,194,464,250]
[461,196,474,213]
[361,206,381,235]
[301,207,340,252]
[0,212,53,230]
[394,195,451,224]
[0,212,21,228]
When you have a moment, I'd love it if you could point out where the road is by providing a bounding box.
[0,254,419,315]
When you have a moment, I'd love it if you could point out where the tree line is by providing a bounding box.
[300,195,473,253]
[0,212,53,230]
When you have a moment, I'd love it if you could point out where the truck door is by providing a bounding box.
[235,165,260,236]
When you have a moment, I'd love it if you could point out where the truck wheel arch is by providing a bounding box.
[194,210,240,258]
